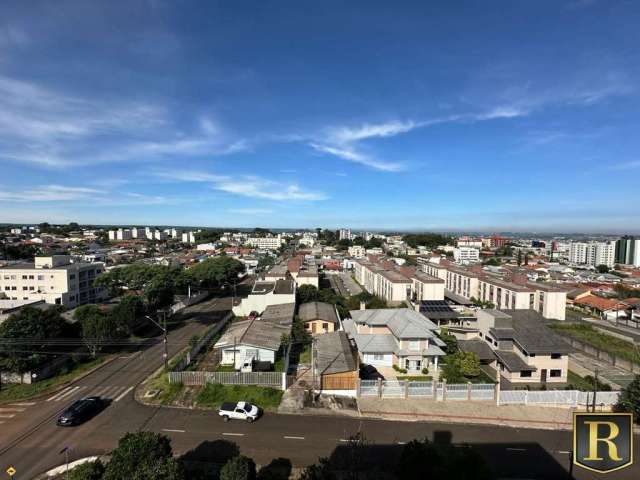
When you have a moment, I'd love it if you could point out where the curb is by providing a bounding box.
[0,355,118,406]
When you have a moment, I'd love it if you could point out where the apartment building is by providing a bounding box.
[569,241,616,267]
[421,259,567,320]
[339,228,352,241]
[456,237,483,248]
[348,245,366,258]
[108,228,132,241]
[453,246,480,264]
[247,235,283,250]
[131,227,146,239]
[616,236,640,266]
[475,309,571,385]
[181,231,196,244]
[354,256,444,304]
[0,255,106,307]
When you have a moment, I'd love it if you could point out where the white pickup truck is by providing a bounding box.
[218,401,261,423]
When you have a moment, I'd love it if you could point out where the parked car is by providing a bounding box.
[218,401,261,423]
[57,397,108,426]
[248,311,259,320]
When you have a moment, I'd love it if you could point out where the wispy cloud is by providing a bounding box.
[228,208,275,215]
[610,160,640,171]
[0,185,101,202]
[151,169,327,202]
[0,76,247,168]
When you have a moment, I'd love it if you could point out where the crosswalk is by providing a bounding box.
[0,402,36,424]
[46,385,134,403]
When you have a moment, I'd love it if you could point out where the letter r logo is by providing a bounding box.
[574,413,633,473]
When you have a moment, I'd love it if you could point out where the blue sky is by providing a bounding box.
[0,0,639,232]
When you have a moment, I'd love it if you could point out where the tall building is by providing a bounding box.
[339,228,352,241]
[569,241,615,268]
[616,236,640,266]
[0,256,106,307]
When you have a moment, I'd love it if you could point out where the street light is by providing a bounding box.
[145,312,168,371]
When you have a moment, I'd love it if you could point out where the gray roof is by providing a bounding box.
[274,279,295,294]
[261,303,295,326]
[349,308,439,339]
[299,302,339,325]
[444,289,473,306]
[493,350,537,373]
[489,309,572,355]
[214,316,292,352]
[458,340,496,361]
[315,331,358,375]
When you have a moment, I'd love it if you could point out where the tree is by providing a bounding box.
[145,278,175,310]
[517,250,523,266]
[297,284,320,304]
[69,460,105,480]
[452,351,481,377]
[103,431,183,480]
[80,310,121,357]
[596,264,610,274]
[438,330,458,354]
[220,455,256,480]
[109,295,145,335]
[0,306,73,374]
[185,256,245,289]
[482,258,500,267]
[402,233,452,249]
[614,374,640,423]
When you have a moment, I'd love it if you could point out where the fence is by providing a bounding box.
[499,389,620,407]
[358,379,497,401]
[171,311,233,371]
[556,335,640,373]
[168,370,286,389]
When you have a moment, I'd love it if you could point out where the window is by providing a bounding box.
[409,340,420,351]
[550,369,562,377]
[29,286,35,290]
[551,353,562,359]
[11,286,16,291]
[28,275,34,280]
[22,286,28,291]
[373,353,385,361]
[520,370,532,378]
[529,353,536,358]
[3,275,8,280]
[322,322,329,331]
[70,274,76,280]
[4,286,9,291]
[37,275,44,280]
[22,275,28,280]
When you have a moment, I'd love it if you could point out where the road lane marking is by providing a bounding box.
[162,429,186,433]
[557,451,571,454]
[506,448,527,452]
[9,402,36,406]
[397,441,406,445]
[0,408,25,413]
[284,436,305,440]
[222,433,245,437]
[114,386,134,402]
[47,386,73,402]
[119,355,132,359]
[0,414,16,419]
[339,439,350,442]
[90,386,110,396]
[54,386,83,401]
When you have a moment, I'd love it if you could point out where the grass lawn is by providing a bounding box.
[299,344,311,364]
[567,370,612,392]
[146,371,184,404]
[549,323,640,363]
[0,357,106,404]
[396,375,433,381]
[196,383,283,411]
[214,364,237,372]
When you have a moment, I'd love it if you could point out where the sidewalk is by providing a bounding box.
[357,397,575,430]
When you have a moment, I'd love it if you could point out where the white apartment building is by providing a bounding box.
[145,227,154,240]
[181,231,196,244]
[453,246,480,264]
[570,241,616,268]
[616,236,640,266]
[456,237,483,249]
[0,256,107,308]
[154,230,167,241]
[130,227,146,239]
[246,235,283,250]
[348,245,366,258]
[108,228,132,241]
[421,261,567,320]
[339,228,352,241]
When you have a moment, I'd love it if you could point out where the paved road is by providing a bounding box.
[0,296,232,479]
[1,295,639,479]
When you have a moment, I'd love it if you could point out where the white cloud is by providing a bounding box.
[309,143,403,172]
[151,170,327,202]
[0,76,246,168]
[0,185,101,202]
[327,120,418,143]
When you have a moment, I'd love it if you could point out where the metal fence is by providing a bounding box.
[499,389,620,407]
[359,380,378,396]
[381,380,405,398]
[407,381,433,396]
[445,383,469,401]
[360,380,497,401]
[168,370,284,389]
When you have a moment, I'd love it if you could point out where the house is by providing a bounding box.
[475,309,571,386]
[299,301,340,334]
[215,303,295,370]
[573,294,627,320]
[420,301,478,339]
[232,279,296,317]
[314,331,360,391]
[343,308,446,373]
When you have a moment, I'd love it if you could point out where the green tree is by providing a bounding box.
[614,374,640,423]
[596,264,610,274]
[452,351,481,377]
[220,455,256,480]
[402,233,452,249]
[517,250,523,266]
[80,310,121,357]
[297,284,320,304]
[0,306,73,374]
[69,460,105,480]
[438,330,458,354]
[103,432,183,480]
[144,277,175,310]
[109,295,145,335]
[186,256,245,289]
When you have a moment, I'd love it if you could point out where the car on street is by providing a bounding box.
[57,397,108,426]
[218,401,261,423]
[248,311,259,320]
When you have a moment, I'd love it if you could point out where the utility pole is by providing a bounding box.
[592,367,598,412]
[163,310,168,371]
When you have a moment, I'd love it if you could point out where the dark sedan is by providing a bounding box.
[57,397,107,426]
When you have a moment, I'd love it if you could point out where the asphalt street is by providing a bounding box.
[1,295,639,479]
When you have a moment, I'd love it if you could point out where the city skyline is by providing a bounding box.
[1,1,639,230]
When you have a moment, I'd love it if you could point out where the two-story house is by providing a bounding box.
[342,308,446,373]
